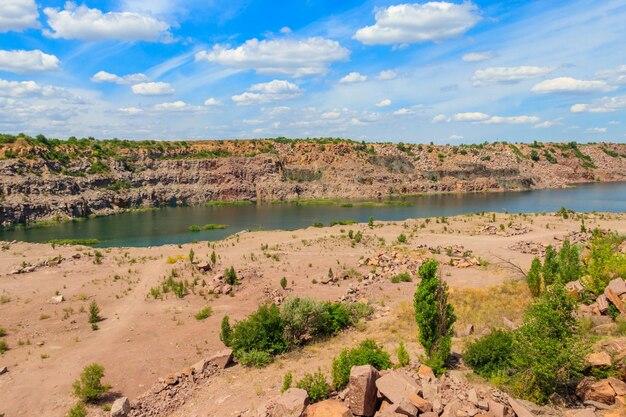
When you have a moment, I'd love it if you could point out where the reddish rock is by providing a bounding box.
[488,401,507,417]
[576,377,616,405]
[375,371,419,404]
[209,349,233,368]
[274,388,309,417]
[417,364,436,381]
[507,396,536,417]
[608,377,626,396]
[587,352,612,367]
[407,393,432,413]
[348,365,380,417]
[306,400,353,417]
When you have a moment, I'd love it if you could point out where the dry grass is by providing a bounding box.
[449,280,532,332]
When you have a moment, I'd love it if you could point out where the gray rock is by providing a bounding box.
[348,365,380,417]
[111,397,130,417]
[49,295,64,304]
[210,349,233,368]
[375,371,419,404]
[273,388,309,417]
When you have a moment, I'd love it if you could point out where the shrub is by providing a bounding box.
[296,370,330,403]
[390,272,412,283]
[194,306,212,320]
[224,266,238,285]
[526,240,582,296]
[0,327,6,337]
[238,349,273,367]
[527,258,542,297]
[397,340,410,367]
[280,277,288,289]
[331,339,392,389]
[0,339,8,354]
[464,330,513,378]
[510,283,587,403]
[414,259,456,375]
[397,233,407,244]
[281,371,293,393]
[230,304,288,360]
[220,315,232,346]
[210,251,217,264]
[66,402,87,417]
[583,234,626,295]
[280,297,325,345]
[72,363,109,403]
[188,248,195,263]
[88,301,100,324]
[317,302,351,336]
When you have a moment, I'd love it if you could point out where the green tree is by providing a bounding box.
[527,258,543,297]
[397,340,410,367]
[188,248,195,264]
[210,251,217,265]
[72,363,109,403]
[66,402,87,417]
[414,259,456,375]
[280,276,288,290]
[88,301,100,324]
[224,266,238,285]
[220,315,232,346]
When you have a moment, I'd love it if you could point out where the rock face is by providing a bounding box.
[576,377,617,405]
[274,388,309,417]
[111,397,131,417]
[2,140,626,226]
[348,365,380,417]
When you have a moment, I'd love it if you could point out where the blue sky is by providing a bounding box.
[0,0,625,143]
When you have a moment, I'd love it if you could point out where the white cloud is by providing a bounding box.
[571,95,626,113]
[587,127,607,133]
[153,101,196,112]
[340,72,368,84]
[0,50,60,74]
[471,66,555,86]
[462,51,494,62]
[482,115,540,124]
[91,70,148,85]
[196,37,349,77]
[0,79,69,98]
[204,98,222,106]
[596,65,626,86]
[533,120,559,129]
[376,99,392,107]
[118,107,143,115]
[280,26,292,34]
[232,80,301,105]
[321,111,341,120]
[131,82,174,96]
[452,112,489,122]
[449,134,464,141]
[0,0,39,33]
[531,77,615,94]
[43,3,171,42]
[432,114,448,123]
[377,70,398,80]
[354,2,480,45]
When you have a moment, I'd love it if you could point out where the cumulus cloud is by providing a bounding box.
[482,115,540,124]
[433,111,540,124]
[596,65,626,86]
[462,51,494,62]
[153,101,201,112]
[232,80,301,105]
[452,112,489,122]
[571,95,626,113]
[131,82,175,96]
[118,107,143,115]
[533,120,560,129]
[196,37,349,77]
[587,127,607,133]
[204,98,222,106]
[91,70,149,85]
[43,3,171,42]
[432,114,448,123]
[471,66,555,86]
[531,77,615,94]
[377,70,398,80]
[339,72,368,84]
[0,50,60,74]
[0,79,69,98]
[376,99,392,107]
[0,0,39,33]
[354,2,480,45]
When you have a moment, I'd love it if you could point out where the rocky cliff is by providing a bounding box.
[1,137,625,226]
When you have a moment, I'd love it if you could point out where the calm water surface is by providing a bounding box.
[2,182,625,247]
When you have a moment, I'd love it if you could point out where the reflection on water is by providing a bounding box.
[1,182,625,247]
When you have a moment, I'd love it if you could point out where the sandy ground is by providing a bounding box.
[0,211,625,417]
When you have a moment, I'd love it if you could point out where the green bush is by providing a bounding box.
[72,363,109,403]
[280,277,288,289]
[281,371,293,393]
[331,339,392,389]
[88,301,100,324]
[296,370,330,403]
[397,233,407,243]
[464,330,513,378]
[194,306,212,320]
[224,266,238,285]
[414,259,456,376]
[317,302,351,336]
[390,272,412,283]
[230,304,288,360]
[238,349,273,367]
[0,327,6,337]
[510,283,587,403]
[280,297,326,345]
[66,402,87,417]
[0,339,8,354]
[220,315,232,346]
[397,340,410,367]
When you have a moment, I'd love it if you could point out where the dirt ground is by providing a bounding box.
[0,211,624,417]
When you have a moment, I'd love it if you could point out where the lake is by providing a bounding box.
[2,182,625,247]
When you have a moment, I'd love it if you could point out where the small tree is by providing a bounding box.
[72,363,108,403]
[527,258,542,297]
[281,371,293,393]
[220,315,232,346]
[189,248,195,264]
[224,266,238,285]
[280,277,288,290]
[397,340,410,367]
[66,402,87,417]
[210,251,217,265]
[368,216,374,228]
[88,301,100,325]
[414,259,456,375]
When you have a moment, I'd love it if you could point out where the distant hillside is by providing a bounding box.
[1,134,625,226]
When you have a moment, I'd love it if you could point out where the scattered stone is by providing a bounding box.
[0,366,7,375]
[209,349,233,369]
[111,397,131,417]
[488,400,506,417]
[273,388,309,417]
[586,352,612,368]
[576,378,616,405]
[507,396,536,417]
[564,409,596,417]
[306,400,353,417]
[417,364,436,381]
[348,365,380,417]
[607,377,626,396]
[375,371,419,405]
[394,398,418,416]
[606,278,626,297]
[407,393,432,413]
[191,358,208,375]
[49,295,64,304]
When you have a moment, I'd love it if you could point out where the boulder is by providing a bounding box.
[0,366,7,375]
[564,409,596,417]
[209,349,233,368]
[348,365,380,417]
[420,413,438,417]
[421,381,439,402]
[191,358,209,375]
[375,371,419,404]
[274,388,309,417]
[507,396,536,417]
[393,398,418,417]
[488,401,507,417]
[607,377,626,396]
[306,400,353,417]
[441,400,461,417]
[49,295,64,304]
[467,389,479,406]
[407,393,432,413]
[606,279,626,297]
[417,364,436,381]
[111,397,130,417]
[597,295,609,314]
[587,352,612,368]
[576,377,616,405]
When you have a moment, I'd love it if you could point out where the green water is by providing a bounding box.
[1,182,625,247]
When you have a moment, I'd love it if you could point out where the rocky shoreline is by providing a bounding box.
[1,139,625,226]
